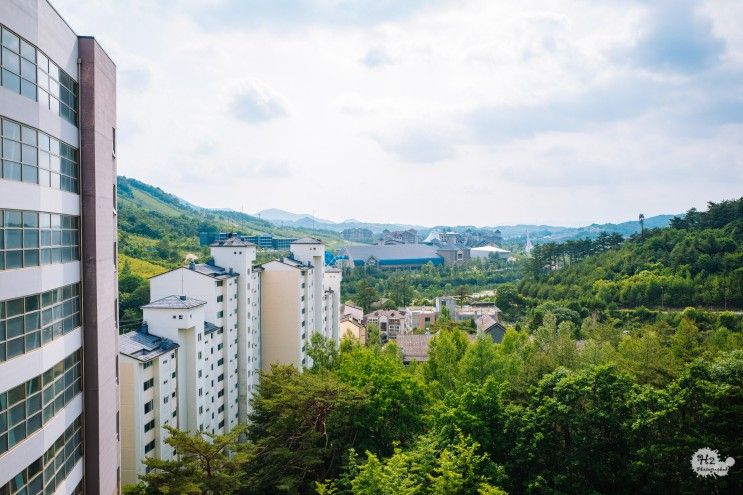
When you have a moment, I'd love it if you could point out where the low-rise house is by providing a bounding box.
[396,334,434,363]
[341,303,364,321]
[436,245,471,264]
[474,315,507,343]
[341,228,374,243]
[380,229,420,244]
[404,306,439,330]
[340,316,366,345]
[397,333,478,363]
[364,309,410,339]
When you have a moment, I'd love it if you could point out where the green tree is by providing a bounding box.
[425,324,470,393]
[306,332,339,371]
[617,330,676,386]
[336,345,429,456]
[508,365,639,494]
[632,351,743,493]
[132,425,249,495]
[355,279,379,313]
[458,335,500,386]
[245,365,367,494]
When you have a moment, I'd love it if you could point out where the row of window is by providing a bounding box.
[1,25,78,125]
[0,209,80,271]
[0,283,81,363]
[0,350,82,456]
[0,415,83,495]
[0,116,79,193]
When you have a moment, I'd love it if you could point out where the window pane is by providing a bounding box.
[2,140,20,161]
[7,316,23,338]
[1,28,20,51]
[2,120,20,139]
[1,47,19,72]
[21,145,37,166]
[1,69,20,92]
[2,160,21,181]
[20,39,35,61]
[22,211,38,228]
[24,229,39,248]
[22,164,38,184]
[24,249,39,267]
[5,250,22,269]
[5,229,22,249]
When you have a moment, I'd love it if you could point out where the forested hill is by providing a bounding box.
[116,176,342,268]
[519,197,743,310]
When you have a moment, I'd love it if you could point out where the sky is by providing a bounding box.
[54,0,743,227]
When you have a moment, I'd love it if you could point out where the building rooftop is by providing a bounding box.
[396,334,434,362]
[204,321,220,335]
[474,314,498,332]
[365,309,407,319]
[291,236,324,245]
[346,244,442,262]
[142,295,207,310]
[471,245,511,253]
[258,257,311,270]
[119,328,179,362]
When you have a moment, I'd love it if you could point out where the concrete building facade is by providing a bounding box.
[0,1,119,493]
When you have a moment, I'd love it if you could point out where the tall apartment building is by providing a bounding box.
[119,235,262,483]
[119,296,238,485]
[260,237,340,369]
[0,2,119,494]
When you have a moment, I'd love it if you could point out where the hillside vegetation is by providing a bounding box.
[519,197,743,310]
[116,176,342,327]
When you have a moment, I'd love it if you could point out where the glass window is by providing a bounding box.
[2,120,20,139]
[1,70,20,93]
[19,40,34,61]
[1,47,19,72]
[20,78,36,100]
[2,140,20,161]
[1,27,19,51]
[20,58,35,81]
[2,161,21,181]
[36,51,48,72]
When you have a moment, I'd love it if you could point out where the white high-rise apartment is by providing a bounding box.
[119,296,237,485]
[260,237,341,369]
[119,235,261,483]
[0,1,119,494]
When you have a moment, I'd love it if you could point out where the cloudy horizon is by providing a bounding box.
[55,0,743,228]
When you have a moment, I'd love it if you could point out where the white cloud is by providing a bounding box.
[52,0,743,226]
[231,80,289,124]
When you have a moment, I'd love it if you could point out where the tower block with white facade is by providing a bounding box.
[119,295,236,485]
[148,234,261,422]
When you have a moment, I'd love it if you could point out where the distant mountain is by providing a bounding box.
[255,208,335,225]
[489,215,676,243]
[116,177,342,249]
[255,206,676,241]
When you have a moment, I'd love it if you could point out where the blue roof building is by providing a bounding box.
[345,244,445,269]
